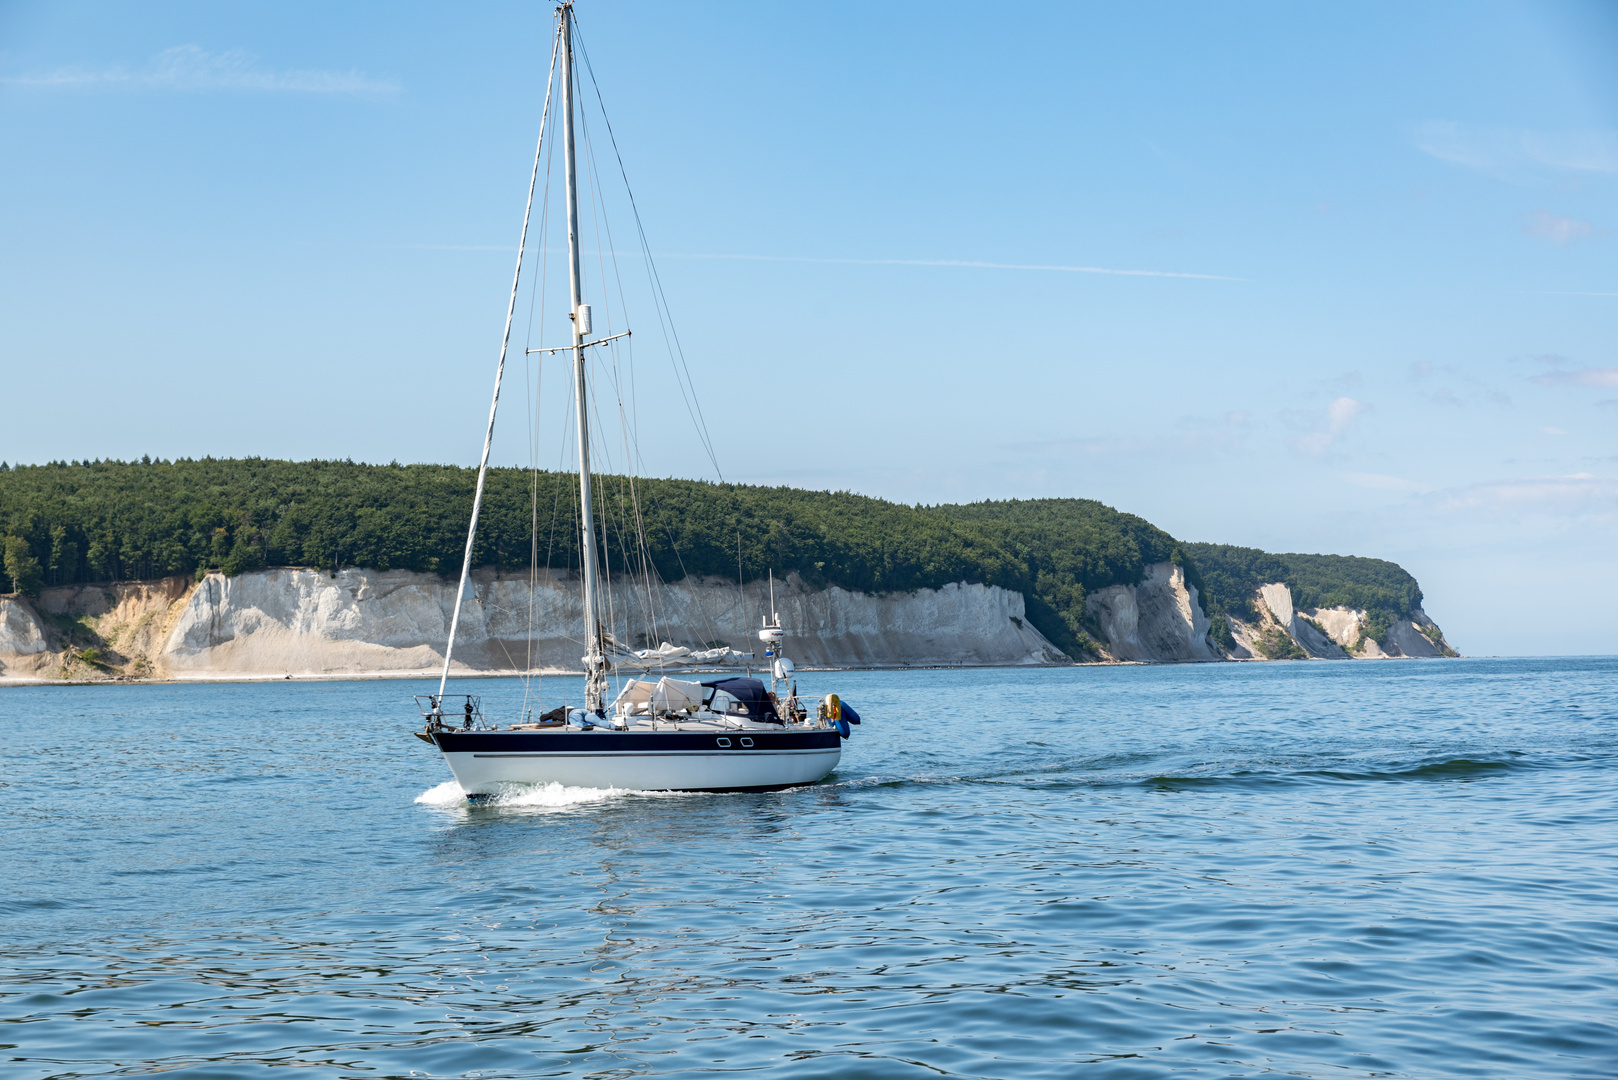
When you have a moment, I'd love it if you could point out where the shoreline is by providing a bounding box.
[0,654,1481,688]
[0,662,1077,687]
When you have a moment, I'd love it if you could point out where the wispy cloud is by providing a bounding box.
[1534,366,1618,388]
[1004,411,1253,461]
[1340,471,1431,493]
[1413,122,1618,181]
[1008,434,1165,457]
[1409,360,1513,408]
[1288,396,1366,457]
[1429,473,1618,519]
[1524,211,1596,244]
[1531,356,1618,388]
[1,44,399,96]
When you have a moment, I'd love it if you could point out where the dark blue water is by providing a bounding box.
[3,658,1615,1079]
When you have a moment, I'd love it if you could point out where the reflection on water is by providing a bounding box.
[3,658,1617,1078]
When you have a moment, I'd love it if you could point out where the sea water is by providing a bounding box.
[2,658,1615,1079]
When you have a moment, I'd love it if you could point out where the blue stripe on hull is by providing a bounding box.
[432,729,840,754]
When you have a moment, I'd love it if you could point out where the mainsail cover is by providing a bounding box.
[612,676,706,715]
[607,640,750,670]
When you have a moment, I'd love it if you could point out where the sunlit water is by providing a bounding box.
[3,658,1615,1079]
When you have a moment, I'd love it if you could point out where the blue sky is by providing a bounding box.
[2,1,1615,655]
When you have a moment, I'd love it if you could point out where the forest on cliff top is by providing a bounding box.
[0,459,1422,656]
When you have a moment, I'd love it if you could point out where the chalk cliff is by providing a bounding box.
[1084,562,1222,662]
[0,578,193,680]
[0,562,1456,682]
[0,597,52,678]
[1,567,1067,681]
[1220,581,1455,660]
[162,567,1070,676]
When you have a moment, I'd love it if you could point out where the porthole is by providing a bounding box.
[715,737,732,748]
[740,737,754,748]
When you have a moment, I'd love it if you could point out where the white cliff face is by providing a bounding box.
[1301,603,1388,657]
[1254,588,1345,658]
[165,569,450,675]
[1220,581,1453,660]
[1258,584,1295,632]
[1085,562,1221,662]
[1291,617,1349,659]
[0,562,1456,681]
[157,567,1069,677]
[1388,615,1446,658]
[738,577,1068,667]
[1306,607,1363,649]
[0,598,52,678]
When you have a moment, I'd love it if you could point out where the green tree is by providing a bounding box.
[4,536,43,596]
[221,529,265,576]
[0,458,1445,658]
[48,524,79,586]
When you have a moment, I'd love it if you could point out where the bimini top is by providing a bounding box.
[700,677,781,723]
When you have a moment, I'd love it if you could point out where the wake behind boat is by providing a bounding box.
[413,2,863,796]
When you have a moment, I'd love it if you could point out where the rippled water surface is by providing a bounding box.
[4,658,1617,1078]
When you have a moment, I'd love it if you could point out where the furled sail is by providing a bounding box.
[602,639,752,671]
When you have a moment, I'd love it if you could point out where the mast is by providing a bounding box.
[561,2,607,712]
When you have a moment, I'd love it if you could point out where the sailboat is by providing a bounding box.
[414,2,861,796]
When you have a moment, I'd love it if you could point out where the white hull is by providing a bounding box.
[438,742,841,794]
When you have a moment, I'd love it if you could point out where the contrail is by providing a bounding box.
[374,243,513,251]
[663,252,1244,281]
[370,244,1243,280]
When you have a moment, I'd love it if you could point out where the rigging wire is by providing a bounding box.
[571,19,725,482]
[583,141,665,656]
[575,58,671,666]
[567,50,623,688]
[553,388,591,674]
[585,365,619,673]
[520,36,562,720]
[436,17,561,703]
[550,381,576,643]
[573,15,755,654]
